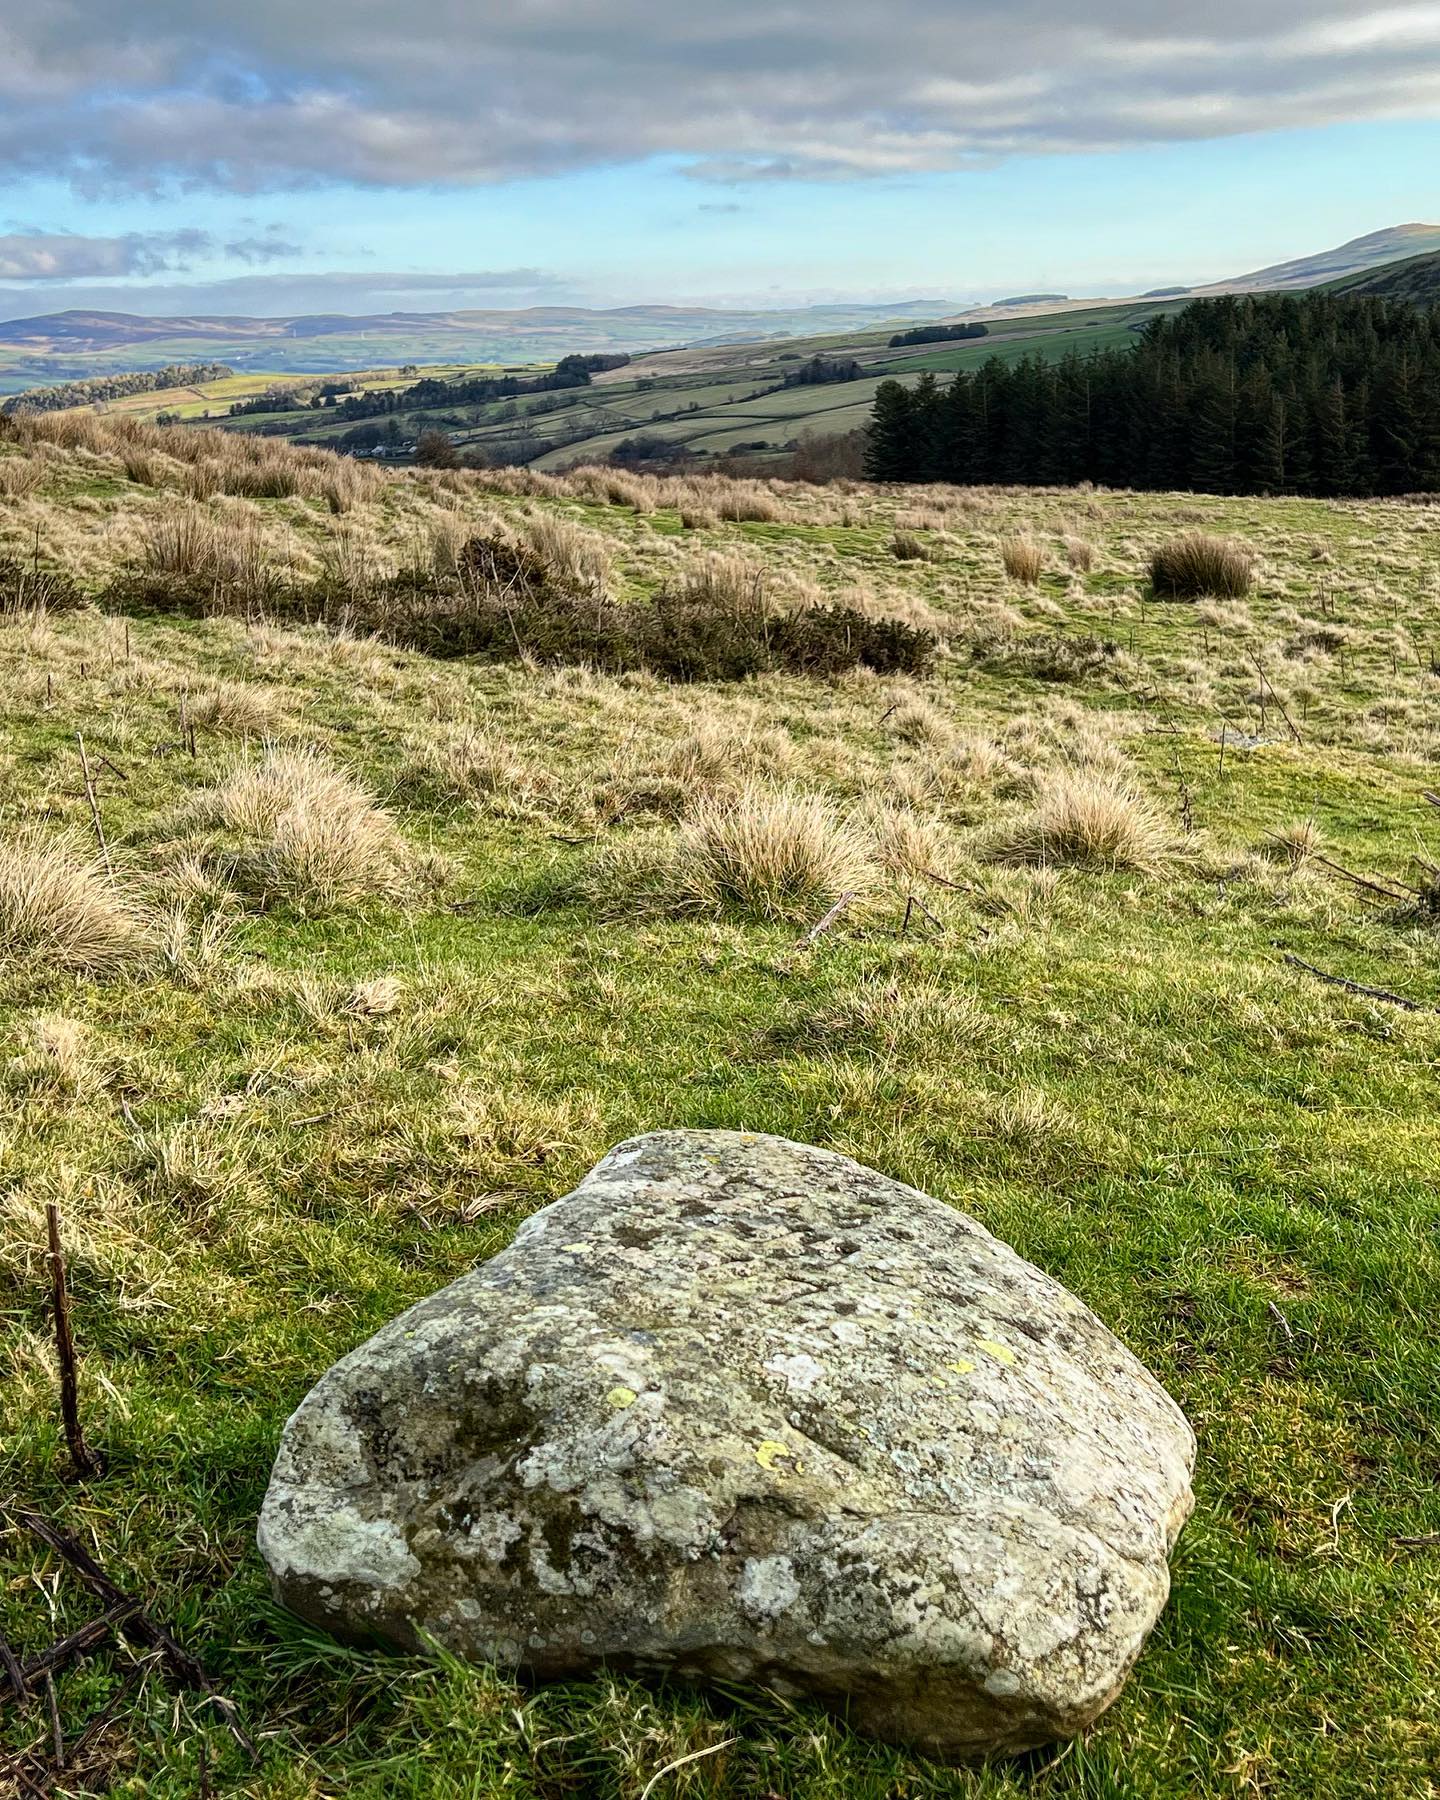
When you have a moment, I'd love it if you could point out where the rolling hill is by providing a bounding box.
[1327,246,1440,305]
[0,298,966,396]
[18,225,1440,475]
[1207,222,1440,291]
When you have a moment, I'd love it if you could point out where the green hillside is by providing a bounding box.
[3,412,1440,1798]
[1327,247,1440,305]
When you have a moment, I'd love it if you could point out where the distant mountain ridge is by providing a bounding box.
[2,224,1439,398]
[0,298,966,395]
[1205,224,1440,293]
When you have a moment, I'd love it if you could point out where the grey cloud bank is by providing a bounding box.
[4,3,1440,192]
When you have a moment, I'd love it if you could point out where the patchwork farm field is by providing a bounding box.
[1,412,1438,1797]
[49,297,1184,474]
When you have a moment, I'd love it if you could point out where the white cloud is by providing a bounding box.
[1,4,1437,191]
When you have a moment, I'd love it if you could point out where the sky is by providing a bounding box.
[1,2,1439,319]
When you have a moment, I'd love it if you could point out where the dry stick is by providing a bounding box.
[73,735,112,882]
[17,1602,140,1689]
[1311,853,1414,906]
[0,1749,52,1800]
[42,1674,62,1768]
[0,1630,26,1705]
[1393,1533,1440,1548]
[1282,953,1428,1012]
[794,890,857,948]
[908,892,947,934]
[45,1204,101,1480]
[13,1514,257,1761]
[1246,651,1303,743]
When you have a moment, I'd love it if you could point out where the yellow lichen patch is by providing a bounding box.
[755,1439,802,1474]
[948,1357,977,1375]
[977,1340,1017,1366]
[605,1386,637,1409]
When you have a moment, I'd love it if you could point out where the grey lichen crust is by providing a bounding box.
[258,1131,1194,1760]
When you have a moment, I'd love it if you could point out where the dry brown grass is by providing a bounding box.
[1001,535,1045,585]
[714,484,784,525]
[1266,816,1323,866]
[676,785,875,922]
[1150,532,1255,600]
[405,726,557,815]
[189,746,413,910]
[891,529,932,563]
[0,830,149,969]
[996,770,1173,871]
[519,511,613,591]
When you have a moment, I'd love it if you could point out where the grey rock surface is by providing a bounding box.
[258,1130,1194,1760]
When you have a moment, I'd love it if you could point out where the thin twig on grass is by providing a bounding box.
[43,1674,62,1767]
[1282,953,1428,1012]
[74,735,112,881]
[1247,652,1303,742]
[901,893,946,935]
[0,1630,26,1704]
[46,1204,101,1479]
[1311,854,1415,906]
[19,1601,141,1687]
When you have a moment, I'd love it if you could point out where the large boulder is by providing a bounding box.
[258,1131,1194,1760]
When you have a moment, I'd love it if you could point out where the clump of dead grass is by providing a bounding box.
[186,746,415,911]
[0,831,150,970]
[1001,536,1045,585]
[676,785,876,922]
[996,770,1173,871]
[1150,532,1254,600]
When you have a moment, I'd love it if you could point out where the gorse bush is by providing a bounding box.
[108,526,936,681]
[1150,532,1255,600]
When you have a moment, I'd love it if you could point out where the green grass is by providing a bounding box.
[2,444,1439,1797]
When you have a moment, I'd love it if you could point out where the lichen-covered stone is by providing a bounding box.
[258,1130,1194,1760]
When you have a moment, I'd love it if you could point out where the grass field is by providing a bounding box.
[1,415,1438,1798]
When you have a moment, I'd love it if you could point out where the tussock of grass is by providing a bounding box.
[0,830,148,969]
[1150,531,1255,599]
[677,786,876,922]
[187,746,414,911]
[997,770,1173,871]
[1001,535,1045,584]
[891,529,931,562]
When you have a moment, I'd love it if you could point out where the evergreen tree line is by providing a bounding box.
[865,294,1440,495]
[887,323,989,348]
[327,353,627,427]
[3,363,234,415]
